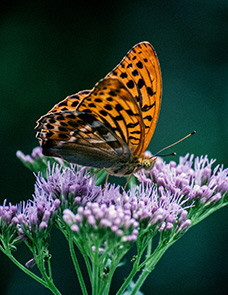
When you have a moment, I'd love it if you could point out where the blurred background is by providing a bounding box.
[0,0,227,294]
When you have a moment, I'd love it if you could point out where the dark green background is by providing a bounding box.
[0,1,227,294]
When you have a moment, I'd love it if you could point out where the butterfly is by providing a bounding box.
[36,41,162,176]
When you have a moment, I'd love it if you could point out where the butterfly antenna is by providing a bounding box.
[158,152,177,157]
[155,131,196,156]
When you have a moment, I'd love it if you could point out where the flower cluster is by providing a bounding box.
[1,151,228,257]
[63,202,139,243]
[62,183,192,252]
[0,201,20,246]
[125,185,191,232]
[16,146,65,174]
[1,149,228,295]
[35,164,100,208]
[16,194,60,241]
[16,147,44,163]
[136,154,228,204]
[0,196,60,249]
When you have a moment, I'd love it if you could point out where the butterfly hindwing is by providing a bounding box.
[36,78,144,167]
[36,110,130,168]
[42,89,91,115]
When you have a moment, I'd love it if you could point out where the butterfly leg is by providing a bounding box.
[105,173,110,186]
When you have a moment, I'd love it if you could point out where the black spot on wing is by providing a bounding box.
[141,102,155,112]
[132,69,138,76]
[46,123,54,129]
[126,80,134,89]
[120,72,128,78]
[95,98,102,102]
[58,101,68,107]
[109,90,117,97]
[49,118,56,124]
[71,101,79,107]
[99,110,108,116]
[130,130,141,134]
[128,136,140,140]
[71,95,79,99]
[88,103,96,108]
[66,113,76,119]
[136,61,143,69]
[104,104,112,111]
[138,78,145,89]
[146,87,155,96]
[115,104,124,111]
[107,97,113,102]
[127,122,139,128]
[57,126,67,132]
[59,133,68,139]
[68,121,79,128]
[143,115,152,121]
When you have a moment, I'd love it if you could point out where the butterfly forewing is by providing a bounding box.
[107,42,162,154]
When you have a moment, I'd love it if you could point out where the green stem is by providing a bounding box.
[1,247,49,290]
[131,242,172,295]
[116,262,138,295]
[68,238,88,295]
[36,248,62,295]
[76,240,92,282]
[116,246,145,295]
[191,202,228,227]
[92,247,99,295]
[101,252,128,295]
[47,257,53,278]
[146,238,152,258]
[3,242,61,295]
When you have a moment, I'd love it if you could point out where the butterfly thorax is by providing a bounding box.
[106,155,156,177]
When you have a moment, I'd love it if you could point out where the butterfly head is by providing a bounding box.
[139,156,157,171]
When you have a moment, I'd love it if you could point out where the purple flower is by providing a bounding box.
[17,193,60,239]
[35,164,101,207]
[16,146,65,173]
[63,200,139,244]
[8,149,228,251]
[136,154,228,205]
[16,147,44,163]
[63,181,192,247]
[61,154,227,244]
[0,200,18,226]
[0,200,21,245]
[126,185,192,232]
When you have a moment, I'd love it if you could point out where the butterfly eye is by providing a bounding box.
[142,157,156,170]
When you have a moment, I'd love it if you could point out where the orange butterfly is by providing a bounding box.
[36,42,162,176]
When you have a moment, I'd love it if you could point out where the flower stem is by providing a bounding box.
[191,200,228,227]
[116,247,144,295]
[36,248,62,295]
[0,247,49,294]
[68,238,88,295]
[92,247,99,295]
[116,262,138,295]
[131,242,172,295]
